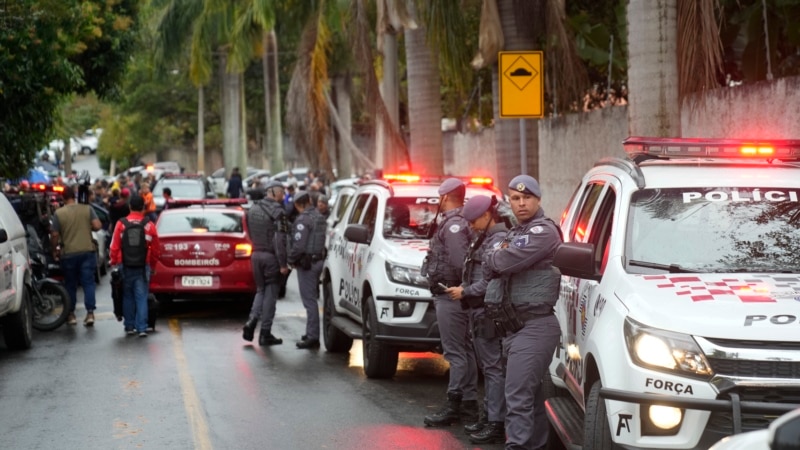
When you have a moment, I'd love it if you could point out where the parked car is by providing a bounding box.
[321,174,505,378]
[149,199,255,303]
[208,166,260,196]
[152,174,216,213]
[0,192,33,350]
[710,408,800,450]
[74,128,103,155]
[270,167,309,188]
[545,137,800,449]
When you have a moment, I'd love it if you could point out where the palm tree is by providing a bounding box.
[155,0,275,177]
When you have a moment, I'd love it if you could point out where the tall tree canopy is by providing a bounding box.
[0,0,139,179]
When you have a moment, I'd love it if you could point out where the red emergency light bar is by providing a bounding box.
[31,183,65,193]
[623,136,800,161]
[167,198,247,208]
[382,174,495,186]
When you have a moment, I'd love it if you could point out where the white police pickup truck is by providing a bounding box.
[546,137,800,449]
[321,175,500,378]
[0,192,33,350]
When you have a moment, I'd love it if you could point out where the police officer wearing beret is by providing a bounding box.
[288,190,328,349]
[484,175,562,450]
[423,178,480,427]
[445,195,509,443]
[242,180,290,346]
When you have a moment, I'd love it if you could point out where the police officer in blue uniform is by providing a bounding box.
[445,195,509,444]
[288,191,328,349]
[243,180,290,346]
[484,175,562,450]
[423,178,479,427]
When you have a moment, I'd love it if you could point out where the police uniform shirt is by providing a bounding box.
[433,207,473,280]
[246,198,288,267]
[484,208,561,276]
[287,206,324,265]
[462,223,508,298]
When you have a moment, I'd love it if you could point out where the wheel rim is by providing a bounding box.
[35,288,65,326]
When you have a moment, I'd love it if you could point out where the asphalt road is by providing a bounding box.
[0,268,504,450]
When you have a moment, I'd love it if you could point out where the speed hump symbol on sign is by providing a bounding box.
[499,51,544,118]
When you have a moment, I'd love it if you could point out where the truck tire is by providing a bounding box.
[322,277,352,353]
[3,287,33,350]
[585,380,617,450]
[361,296,398,379]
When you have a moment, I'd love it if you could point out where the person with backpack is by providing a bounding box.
[109,194,160,337]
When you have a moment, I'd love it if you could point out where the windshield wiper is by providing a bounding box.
[628,260,697,273]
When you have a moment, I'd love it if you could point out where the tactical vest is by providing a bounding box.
[303,208,328,257]
[426,212,468,284]
[485,216,562,307]
[248,199,285,253]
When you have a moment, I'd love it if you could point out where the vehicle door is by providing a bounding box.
[333,192,374,316]
[0,213,9,311]
[557,177,619,401]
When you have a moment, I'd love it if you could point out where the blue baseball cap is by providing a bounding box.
[462,195,493,222]
[438,178,465,196]
[508,174,541,198]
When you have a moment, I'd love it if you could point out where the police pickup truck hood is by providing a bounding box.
[618,273,800,339]
[382,238,429,266]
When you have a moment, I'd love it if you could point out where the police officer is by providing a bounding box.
[423,178,479,427]
[288,190,327,349]
[484,175,562,450]
[445,195,508,444]
[243,180,290,346]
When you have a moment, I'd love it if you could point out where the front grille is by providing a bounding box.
[705,337,800,351]
[705,387,800,434]
[709,358,800,378]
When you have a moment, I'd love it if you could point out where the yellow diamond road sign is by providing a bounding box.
[499,51,543,118]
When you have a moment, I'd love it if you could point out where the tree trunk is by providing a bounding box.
[333,75,354,178]
[377,32,401,173]
[262,32,271,171]
[627,0,680,137]
[239,72,248,172]
[220,51,243,178]
[197,86,205,174]
[405,10,443,176]
[492,0,539,188]
[266,29,284,174]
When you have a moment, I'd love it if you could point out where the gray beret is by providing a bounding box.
[508,174,541,198]
[263,180,284,191]
[462,195,493,222]
[438,178,465,196]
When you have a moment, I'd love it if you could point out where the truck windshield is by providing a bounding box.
[626,187,800,273]
[383,197,437,239]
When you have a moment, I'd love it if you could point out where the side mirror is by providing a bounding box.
[552,242,601,281]
[0,229,7,244]
[344,224,370,244]
[771,408,800,450]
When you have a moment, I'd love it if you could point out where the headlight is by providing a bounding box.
[385,262,428,287]
[624,317,713,379]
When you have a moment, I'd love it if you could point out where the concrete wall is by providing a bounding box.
[682,76,800,139]
[537,106,629,217]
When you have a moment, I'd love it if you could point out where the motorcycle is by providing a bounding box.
[26,226,70,331]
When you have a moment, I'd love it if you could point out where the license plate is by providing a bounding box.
[181,276,213,287]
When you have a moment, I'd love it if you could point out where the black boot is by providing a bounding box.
[463,408,487,434]
[259,331,283,346]
[460,400,479,426]
[424,392,462,427]
[242,317,258,342]
[469,421,505,444]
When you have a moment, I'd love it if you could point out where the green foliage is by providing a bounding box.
[0,0,140,179]
[719,0,800,83]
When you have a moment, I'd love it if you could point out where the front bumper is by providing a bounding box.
[373,295,440,351]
